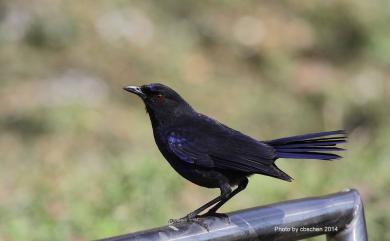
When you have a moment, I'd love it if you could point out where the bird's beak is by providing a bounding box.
[123,85,146,98]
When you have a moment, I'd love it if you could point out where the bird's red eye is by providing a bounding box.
[153,93,165,103]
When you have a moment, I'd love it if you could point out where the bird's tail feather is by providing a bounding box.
[265,130,347,160]
[267,164,294,182]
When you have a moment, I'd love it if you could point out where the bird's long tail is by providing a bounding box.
[265,130,347,160]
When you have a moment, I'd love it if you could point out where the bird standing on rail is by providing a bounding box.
[124,83,346,223]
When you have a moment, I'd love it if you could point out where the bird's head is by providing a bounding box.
[124,83,193,120]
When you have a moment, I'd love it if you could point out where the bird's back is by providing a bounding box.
[152,111,293,181]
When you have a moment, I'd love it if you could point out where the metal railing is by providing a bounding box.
[97,189,368,241]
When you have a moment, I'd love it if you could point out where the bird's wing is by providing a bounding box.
[167,117,277,173]
[167,132,214,167]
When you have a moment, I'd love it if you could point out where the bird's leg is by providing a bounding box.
[168,195,222,225]
[168,187,231,230]
[202,177,248,217]
[169,173,232,225]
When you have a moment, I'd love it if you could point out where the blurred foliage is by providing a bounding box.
[0,0,389,240]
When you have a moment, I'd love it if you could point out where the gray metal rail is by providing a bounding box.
[97,189,368,241]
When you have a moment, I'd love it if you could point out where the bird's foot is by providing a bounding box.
[168,215,210,231]
[199,212,230,223]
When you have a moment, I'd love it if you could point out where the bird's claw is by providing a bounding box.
[168,216,210,231]
[168,212,230,231]
[168,217,187,225]
[199,211,227,218]
[199,212,230,223]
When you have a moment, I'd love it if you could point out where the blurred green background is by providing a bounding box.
[0,1,389,240]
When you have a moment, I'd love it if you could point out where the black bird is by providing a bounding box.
[124,83,346,222]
